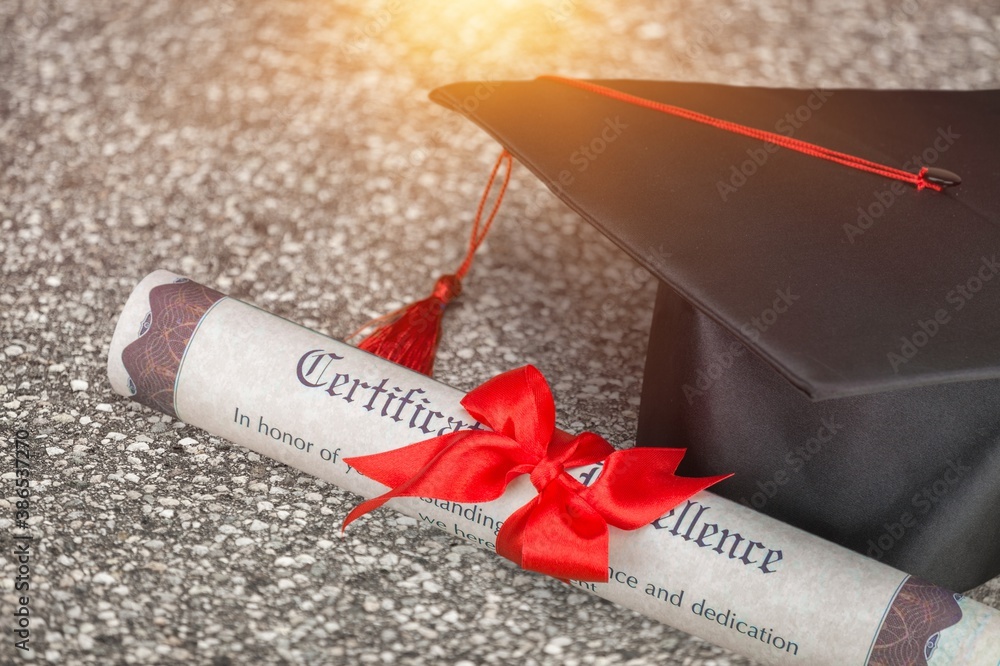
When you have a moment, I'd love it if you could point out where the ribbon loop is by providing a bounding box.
[343,365,730,582]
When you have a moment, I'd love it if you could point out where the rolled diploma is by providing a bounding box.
[107,271,1000,666]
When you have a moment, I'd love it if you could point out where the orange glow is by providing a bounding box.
[342,0,602,80]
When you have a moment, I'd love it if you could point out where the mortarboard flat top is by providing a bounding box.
[430,79,1000,401]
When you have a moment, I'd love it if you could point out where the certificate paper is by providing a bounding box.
[107,271,1000,666]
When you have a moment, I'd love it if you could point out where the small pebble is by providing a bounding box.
[544,636,573,655]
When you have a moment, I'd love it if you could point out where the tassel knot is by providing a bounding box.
[431,274,462,303]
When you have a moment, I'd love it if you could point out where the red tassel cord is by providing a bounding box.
[353,149,513,376]
[541,75,962,192]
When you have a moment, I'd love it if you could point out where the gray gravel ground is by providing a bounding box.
[2,0,1000,664]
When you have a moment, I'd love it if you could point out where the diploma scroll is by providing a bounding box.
[107,271,1000,666]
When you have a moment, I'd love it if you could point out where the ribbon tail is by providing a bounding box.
[344,433,461,488]
[342,458,458,530]
[341,446,477,530]
[342,487,402,530]
[343,432,536,530]
[495,496,536,569]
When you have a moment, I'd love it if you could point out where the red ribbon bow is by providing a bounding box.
[343,365,729,582]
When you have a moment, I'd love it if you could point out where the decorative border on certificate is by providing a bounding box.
[120,278,225,418]
[866,576,963,665]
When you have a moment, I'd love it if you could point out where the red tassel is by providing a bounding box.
[357,274,461,376]
[353,150,513,376]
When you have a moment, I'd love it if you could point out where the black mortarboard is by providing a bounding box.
[429,77,1000,591]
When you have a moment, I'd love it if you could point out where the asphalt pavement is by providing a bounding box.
[2,0,999,664]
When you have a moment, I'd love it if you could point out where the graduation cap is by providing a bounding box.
[361,76,1000,592]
